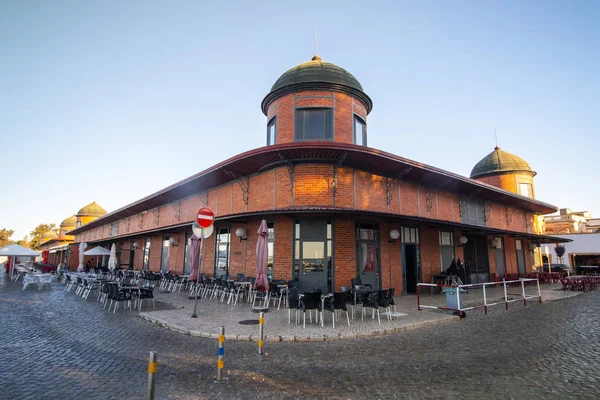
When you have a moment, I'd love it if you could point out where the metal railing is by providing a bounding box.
[417,278,541,315]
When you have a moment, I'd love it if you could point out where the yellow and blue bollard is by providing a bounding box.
[216,326,225,382]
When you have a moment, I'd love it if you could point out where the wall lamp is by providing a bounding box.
[132,241,138,250]
[388,229,400,244]
[457,236,469,247]
[235,228,247,242]
[169,237,178,247]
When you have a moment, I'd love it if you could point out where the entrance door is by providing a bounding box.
[294,220,332,293]
[357,223,380,289]
[464,235,490,283]
[494,238,505,277]
[160,236,170,273]
[404,244,418,294]
[516,239,526,274]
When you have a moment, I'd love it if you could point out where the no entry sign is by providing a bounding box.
[196,207,215,228]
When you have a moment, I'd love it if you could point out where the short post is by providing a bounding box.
[504,281,509,310]
[455,286,461,316]
[536,279,542,303]
[483,284,488,314]
[147,350,157,400]
[216,326,225,383]
[258,311,265,355]
[521,279,527,306]
[416,285,421,311]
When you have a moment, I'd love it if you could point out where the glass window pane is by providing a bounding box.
[295,109,332,140]
[327,240,332,257]
[327,223,332,239]
[355,117,365,146]
[516,240,522,250]
[295,240,300,260]
[302,241,325,273]
[304,110,324,139]
[295,223,300,238]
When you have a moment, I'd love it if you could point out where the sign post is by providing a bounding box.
[191,207,215,318]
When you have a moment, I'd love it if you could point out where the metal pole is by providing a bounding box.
[536,279,542,303]
[483,284,488,314]
[521,279,527,306]
[147,350,157,400]
[416,285,421,311]
[216,326,225,382]
[504,281,509,310]
[456,286,461,316]
[258,311,265,355]
[192,230,204,318]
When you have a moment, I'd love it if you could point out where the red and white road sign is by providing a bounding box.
[196,207,215,228]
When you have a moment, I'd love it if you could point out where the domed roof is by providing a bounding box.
[261,55,372,114]
[76,201,107,217]
[470,146,536,178]
[41,230,58,241]
[60,215,77,228]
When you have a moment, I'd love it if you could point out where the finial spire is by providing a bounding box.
[494,127,499,150]
[314,24,318,57]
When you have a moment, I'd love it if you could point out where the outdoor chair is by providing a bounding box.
[136,286,155,311]
[286,286,300,324]
[268,282,283,310]
[299,292,322,328]
[361,291,381,324]
[322,292,351,328]
[377,289,392,322]
[387,287,397,313]
[351,277,372,289]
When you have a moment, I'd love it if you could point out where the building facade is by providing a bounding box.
[67,55,567,293]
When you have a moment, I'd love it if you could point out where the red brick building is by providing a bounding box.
[68,55,567,294]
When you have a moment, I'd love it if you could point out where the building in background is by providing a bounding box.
[38,202,107,266]
[544,208,600,234]
[67,54,568,293]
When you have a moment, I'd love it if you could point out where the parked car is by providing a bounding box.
[545,263,572,276]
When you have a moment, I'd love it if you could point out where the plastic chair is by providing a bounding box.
[299,292,322,328]
[322,293,350,328]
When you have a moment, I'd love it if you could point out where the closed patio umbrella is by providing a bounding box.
[77,242,87,272]
[188,234,201,282]
[108,243,117,270]
[254,219,269,292]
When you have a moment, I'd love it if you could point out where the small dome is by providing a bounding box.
[60,215,77,228]
[76,201,107,217]
[41,230,58,241]
[470,146,536,178]
[261,55,372,114]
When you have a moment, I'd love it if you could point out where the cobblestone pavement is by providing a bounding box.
[1,272,598,400]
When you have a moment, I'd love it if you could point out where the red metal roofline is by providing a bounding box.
[68,142,558,235]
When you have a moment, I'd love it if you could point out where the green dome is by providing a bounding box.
[261,55,372,114]
[470,146,536,178]
[60,215,77,228]
[76,201,107,217]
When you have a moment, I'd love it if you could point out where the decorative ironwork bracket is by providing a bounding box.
[110,221,118,237]
[151,208,159,226]
[425,189,434,213]
[137,214,143,229]
[124,217,131,233]
[224,169,250,205]
[459,195,468,217]
[506,206,514,226]
[526,212,533,229]
[199,192,208,208]
[279,153,295,194]
[385,177,397,205]
[484,201,492,222]
[172,201,181,222]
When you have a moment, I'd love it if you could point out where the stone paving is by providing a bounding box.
[143,281,581,341]
[1,269,598,399]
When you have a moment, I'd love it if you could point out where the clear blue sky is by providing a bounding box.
[1,0,598,241]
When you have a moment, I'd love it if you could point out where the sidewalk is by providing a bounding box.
[140,283,580,342]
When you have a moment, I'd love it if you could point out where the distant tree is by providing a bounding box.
[29,224,58,250]
[554,245,566,264]
[0,228,15,247]
[16,236,29,247]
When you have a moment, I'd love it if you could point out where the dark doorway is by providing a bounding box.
[405,244,418,294]
[464,235,490,283]
[128,240,135,270]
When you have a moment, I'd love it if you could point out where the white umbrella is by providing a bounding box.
[108,243,117,271]
[0,244,40,282]
[77,242,87,272]
[84,246,111,271]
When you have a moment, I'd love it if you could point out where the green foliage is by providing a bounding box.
[0,228,15,247]
[29,223,58,250]
[554,245,566,258]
